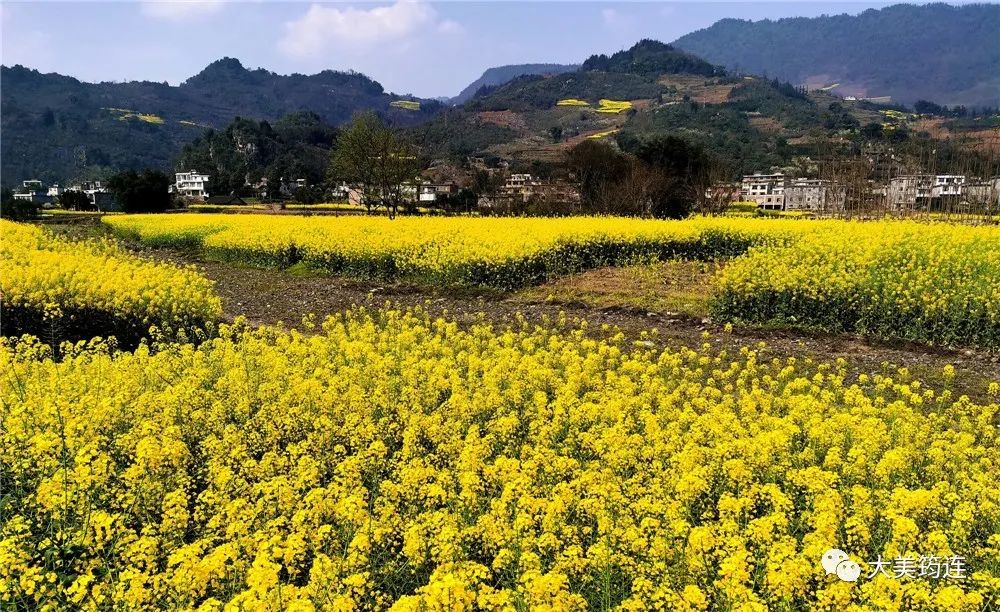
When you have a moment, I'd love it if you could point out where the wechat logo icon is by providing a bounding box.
[822,548,861,582]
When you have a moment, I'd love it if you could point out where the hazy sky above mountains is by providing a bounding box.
[1,1,990,98]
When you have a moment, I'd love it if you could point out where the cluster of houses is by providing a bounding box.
[492,173,579,207]
[173,169,468,207]
[18,166,997,216]
[736,172,1000,213]
[343,181,461,207]
[739,173,847,211]
[12,179,117,210]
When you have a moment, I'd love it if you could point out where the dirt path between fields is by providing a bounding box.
[151,252,1000,402]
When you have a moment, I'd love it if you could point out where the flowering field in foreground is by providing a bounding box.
[0,220,221,344]
[3,309,998,610]
[713,222,1000,349]
[103,215,812,289]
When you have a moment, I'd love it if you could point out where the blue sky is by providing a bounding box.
[0,1,985,98]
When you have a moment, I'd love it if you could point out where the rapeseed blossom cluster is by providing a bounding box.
[2,308,997,610]
[104,214,1000,347]
[0,220,221,343]
[103,215,810,289]
[714,222,1000,349]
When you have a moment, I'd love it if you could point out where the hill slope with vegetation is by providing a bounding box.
[451,63,580,105]
[410,39,996,179]
[672,3,1000,108]
[0,58,442,185]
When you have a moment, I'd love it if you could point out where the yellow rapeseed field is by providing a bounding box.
[596,100,633,114]
[2,308,998,609]
[0,220,220,343]
[103,215,809,289]
[102,214,1000,347]
[390,100,421,111]
[714,222,1000,349]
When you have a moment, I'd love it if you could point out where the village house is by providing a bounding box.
[175,170,210,200]
[13,180,54,206]
[784,179,846,212]
[66,180,118,211]
[960,177,1000,211]
[887,174,974,211]
[204,194,248,206]
[418,182,458,204]
[932,175,965,198]
[741,172,787,209]
[498,173,580,205]
[887,174,934,211]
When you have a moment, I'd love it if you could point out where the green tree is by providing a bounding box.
[0,187,39,220]
[107,169,171,213]
[634,135,711,219]
[329,112,419,218]
[861,122,885,140]
[58,190,93,211]
[564,140,629,211]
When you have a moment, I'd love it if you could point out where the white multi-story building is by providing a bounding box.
[13,179,54,205]
[784,179,845,211]
[932,175,965,198]
[418,182,458,203]
[962,177,1000,210]
[888,174,969,210]
[887,175,934,210]
[175,170,210,200]
[741,172,787,209]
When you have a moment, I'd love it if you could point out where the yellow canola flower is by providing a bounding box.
[1,308,998,609]
[101,214,1000,347]
[586,128,620,140]
[102,214,814,290]
[0,220,221,342]
[713,221,1000,349]
[596,99,633,114]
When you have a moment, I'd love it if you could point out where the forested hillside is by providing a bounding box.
[673,3,1000,108]
[409,39,995,179]
[0,59,441,185]
[451,64,579,105]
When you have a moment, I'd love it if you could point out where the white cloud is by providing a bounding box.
[141,1,226,22]
[278,1,456,58]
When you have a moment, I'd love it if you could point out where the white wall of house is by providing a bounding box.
[176,170,210,199]
[741,173,787,209]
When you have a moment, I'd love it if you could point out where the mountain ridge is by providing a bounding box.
[450,63,580,105]
[0,59,442,184]
[672,3,1000,108]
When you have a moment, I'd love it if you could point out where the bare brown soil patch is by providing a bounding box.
[750,116,784,134]
[144,250,999,403]
[658,74,734,104]
[477,110,528,132]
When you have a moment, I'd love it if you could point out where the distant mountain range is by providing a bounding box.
[450,64,580,105]
[672,3,1000,108]
[3,3,997,185]
[1,58,441,184]
[408,38,993,180]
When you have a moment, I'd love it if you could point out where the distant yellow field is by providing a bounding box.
[390,100,421,111]
[596,99,632,114]
[556,98,590,107]
[104,107,165,124]
[585,128,619,140]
